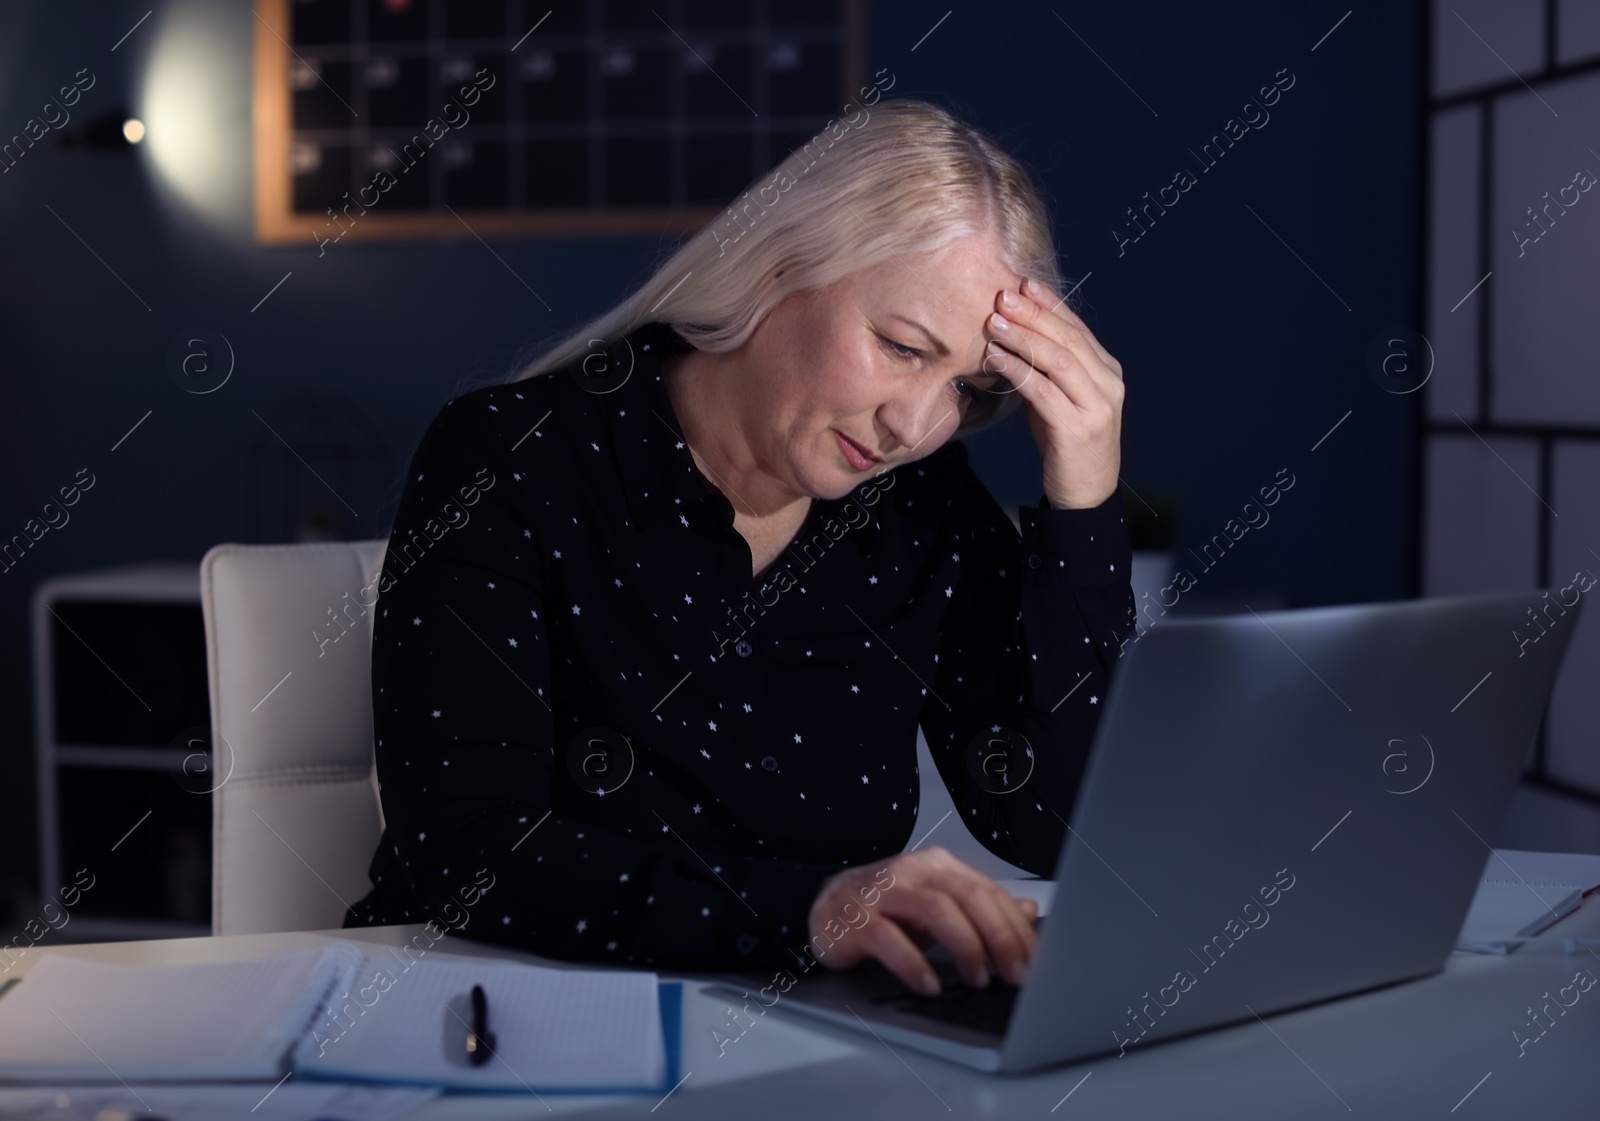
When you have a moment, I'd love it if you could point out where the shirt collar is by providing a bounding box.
[601,321,883,555]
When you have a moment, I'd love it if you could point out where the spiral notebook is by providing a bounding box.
[0,942,682,1094]
[1455,849,1600,954]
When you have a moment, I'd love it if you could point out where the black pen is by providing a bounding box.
[465,983,497,1066]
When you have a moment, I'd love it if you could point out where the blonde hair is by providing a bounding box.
[505,97,1076,437]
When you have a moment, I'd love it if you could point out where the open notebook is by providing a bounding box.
[1455,848,1600,954]
[0,942,681,1093]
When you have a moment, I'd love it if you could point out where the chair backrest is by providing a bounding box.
[199,539,388,935]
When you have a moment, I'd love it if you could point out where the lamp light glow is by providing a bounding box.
[135,1,251,230]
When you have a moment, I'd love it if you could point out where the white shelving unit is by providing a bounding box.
[31,563,212,941]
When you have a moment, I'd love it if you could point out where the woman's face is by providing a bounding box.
[741,234,1021,501]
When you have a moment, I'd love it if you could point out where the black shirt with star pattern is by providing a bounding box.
[344,320,1138,972]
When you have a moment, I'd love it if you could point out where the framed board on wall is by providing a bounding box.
[253,0,870,245]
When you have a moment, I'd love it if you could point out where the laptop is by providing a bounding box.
[704,588,1584,1072]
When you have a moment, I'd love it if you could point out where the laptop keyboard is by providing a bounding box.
[861,916,1041,1038]
[867,974,1020,1038]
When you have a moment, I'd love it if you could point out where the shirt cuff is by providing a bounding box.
[713,857,837,971]
[1016,490,1134,586]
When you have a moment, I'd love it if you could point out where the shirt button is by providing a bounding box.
[736,934,758,955]
[1027,554,1042,569]
[735,639,754,657]
[761,755,778,772]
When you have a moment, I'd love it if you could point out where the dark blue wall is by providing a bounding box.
[0,2,1423,901]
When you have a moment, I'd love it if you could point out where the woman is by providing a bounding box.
[346,99,1136,999]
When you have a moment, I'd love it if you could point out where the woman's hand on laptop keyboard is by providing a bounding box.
[806,846,1039,997]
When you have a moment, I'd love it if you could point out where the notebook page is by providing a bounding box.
[1456,849,1600,953]
[1478,849,1600,898]
[0,945,347,1081]
[294,954,666,1091]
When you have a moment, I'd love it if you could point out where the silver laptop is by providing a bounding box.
[705,588,1583,1072]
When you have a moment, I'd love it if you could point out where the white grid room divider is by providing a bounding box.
[1424,0,1600,851]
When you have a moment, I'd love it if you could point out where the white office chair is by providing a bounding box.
[199,539,389,936]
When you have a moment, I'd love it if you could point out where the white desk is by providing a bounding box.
[7,898,1597,1120]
